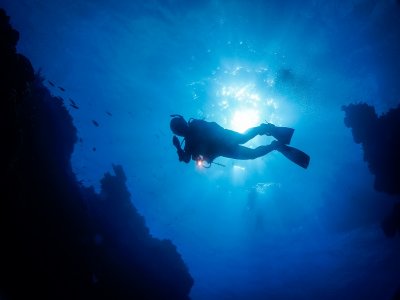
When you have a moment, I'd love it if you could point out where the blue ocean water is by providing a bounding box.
[2,0,400,299]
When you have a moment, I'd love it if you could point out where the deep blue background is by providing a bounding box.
[2,1,400,299]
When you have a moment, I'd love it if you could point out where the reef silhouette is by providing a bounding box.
[342,103,400,238]
[0,8,192,300]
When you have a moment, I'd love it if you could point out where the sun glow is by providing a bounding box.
[230,109,260,133]
[193,64,285,136]
[217,82,280,132]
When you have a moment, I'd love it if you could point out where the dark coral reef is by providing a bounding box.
[342,103,400,238]
[0,8,193,300]
[342,103,400,195]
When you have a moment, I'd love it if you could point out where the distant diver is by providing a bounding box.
[170,115,310,168]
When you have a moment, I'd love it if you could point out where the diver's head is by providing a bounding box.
[170,115,188,136]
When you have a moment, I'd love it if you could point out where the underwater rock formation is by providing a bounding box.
[381,202,400,238]
[342,103,400,195]
[342,103,400,238]
[0,8,192,300]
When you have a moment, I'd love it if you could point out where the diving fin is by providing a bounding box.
[276,143,310,169]
[271,126,294,145]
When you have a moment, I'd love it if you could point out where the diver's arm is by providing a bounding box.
[178,148,191,163]
[172,136,191,163]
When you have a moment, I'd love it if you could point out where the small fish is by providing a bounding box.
[106,111,112,116]
[79,138,83,143]
[69,98,77,106]
[70,104,79,109]
[48,80,55,87]
[92,120,99,127]
[92,147,96,152]
[58,86,65,92]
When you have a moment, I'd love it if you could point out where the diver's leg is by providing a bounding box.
[258,123,276,135]
[223,142,278,160]
[227,126,266,144]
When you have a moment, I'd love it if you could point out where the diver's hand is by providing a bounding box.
[177,148,185,161]
[172,135,181,148]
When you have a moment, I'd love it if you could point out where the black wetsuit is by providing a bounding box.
[179,119,274,163]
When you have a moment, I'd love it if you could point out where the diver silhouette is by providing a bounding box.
[170,115,310,168]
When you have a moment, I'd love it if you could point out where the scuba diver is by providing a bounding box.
[170,115,310,169]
